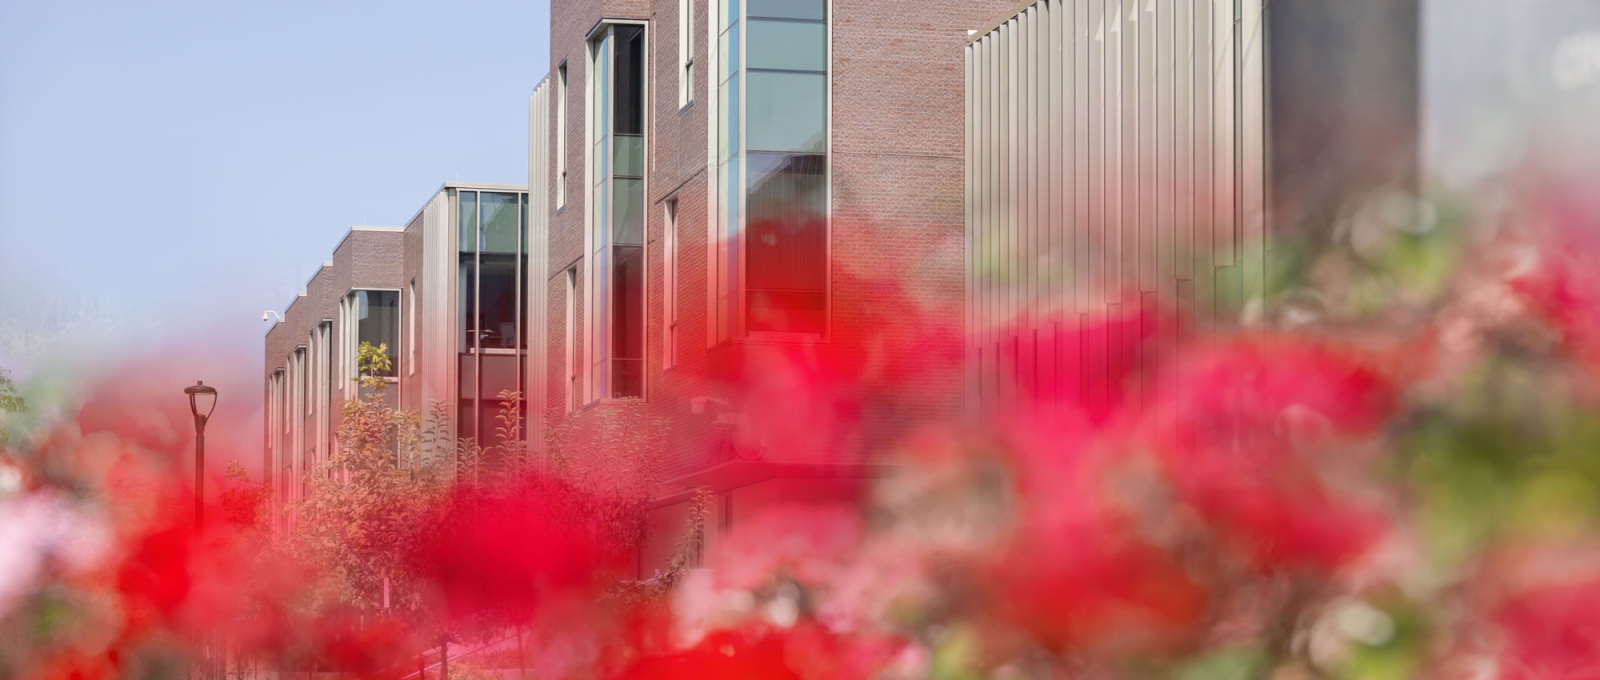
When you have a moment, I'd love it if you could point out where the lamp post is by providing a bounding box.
[184,381,218,679]
[184,381,218,529]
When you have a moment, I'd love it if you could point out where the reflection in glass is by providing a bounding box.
[748,0,824,21]
[747,20,825,71]
[480,354,519,400]
[612,245,644,398]
[746,153,826,334]
[614,134,644,177]
[519,194,529,350]
[720,0,740,30]
[615,26,644,134]
[479,256,518,349]
[357,290,401,375]
[458,256,477,350]
[458,191,478,252]
[614,178,644,245]
[481,192,519,253]
[457,354,476,443]
[747,71,826,152]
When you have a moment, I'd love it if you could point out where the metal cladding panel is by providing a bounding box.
[965,0,1266,412]
[528,79,552,458]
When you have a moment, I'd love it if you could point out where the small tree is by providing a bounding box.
[288,342,448,671]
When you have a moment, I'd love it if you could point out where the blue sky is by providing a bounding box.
[0,0,550,473]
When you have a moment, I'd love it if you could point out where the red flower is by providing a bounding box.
[1146,337,1395,572]
[1494,576,1600,679]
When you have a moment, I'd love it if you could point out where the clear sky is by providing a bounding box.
[0,0,550,475]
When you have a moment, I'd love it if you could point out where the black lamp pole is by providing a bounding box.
[184,380,218,678]
[184,381,218,529]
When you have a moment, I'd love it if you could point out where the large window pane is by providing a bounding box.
[612,245,644,398]
[748,0,824,21]
[747,71,826,152]
[480,354,520,400]
[747,153,825,334]
[519,194,529,351]
[719,0,739,30]
[458,191,478,252]
[458,256,477,350]
[614,135,644,177]
[481,192,519,253]
[748,290,825,334]
[747,20,825,71]
[357,290,400,376]
[615,26,644,135]
[458,354,477,442]
[479,255,518,349]
[614,178,644,245]
[747,152,826,221]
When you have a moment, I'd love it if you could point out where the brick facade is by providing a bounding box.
[535,0,1012,490]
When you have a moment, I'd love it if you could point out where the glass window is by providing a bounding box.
[614,178,644,245]
[557,64,568,208]
[588,23,650,401]
[458,257,477,350]
[457,354,477,443]
[481,192,519,253]
[747,152,826,221]
[519,194,529,351]
[614,135,644,177]
[478,256,519,350]
[746,153,826,334]
[351,290,400,377]
[747,71,826,152]
[748,0,824,21]
[458,191,478,252]
[720,0,739,30]
[612,245,644,399]
[747,20,825,71]
[615,26,645,135]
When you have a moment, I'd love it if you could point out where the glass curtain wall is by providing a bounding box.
[714,0,828,339]
[589,24,647,402]
[457,190,531,450]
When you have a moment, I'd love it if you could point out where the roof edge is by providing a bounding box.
[970,0,1042,44]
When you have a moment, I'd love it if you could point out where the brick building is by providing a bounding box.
[265,0,1079,564]
[262,181,534,528]
[528,0,1016,567]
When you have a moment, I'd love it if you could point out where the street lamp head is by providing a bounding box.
[184,381,218,420]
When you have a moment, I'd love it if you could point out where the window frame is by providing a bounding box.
[344,288,403,393]
[407,279,418,376]
[452,188,530,449]
[664,198,679,371]
[706,0,833,346]
[557,62,570,210]
[565,265,579,413]
[584,19,652,406]
[680,0,696,109]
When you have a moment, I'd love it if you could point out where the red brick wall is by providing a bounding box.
[537,0,1011,482]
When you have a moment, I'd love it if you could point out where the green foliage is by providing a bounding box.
[0,368,26,447]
